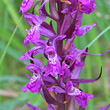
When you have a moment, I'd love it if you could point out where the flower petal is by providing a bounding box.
[23,12,46,27]
[84,49,110,56]
[26,103,42,110]
[48,86,66,93]
[24,27,40,46]
[76,23,96,36]
[44,46,62,76]
[74,92,94,108]
[19,46,41,60]
[71,67,102,83]
[19,0,33,13]
[79,0,97,14]
[97,104,110,110]
[22,73,41,93]
[19,40,46,60]
[65,81,81,96]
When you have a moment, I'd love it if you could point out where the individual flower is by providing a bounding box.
[19,0,33,13]
[62,44,86,77]
[65,81,93,108]
[74,92,93,108]
[23,12,46,46]
[78,0,97,14]
[22,72,42,93]
[22,61,43,93]
[44,46,62,76]
[48,80,93,108]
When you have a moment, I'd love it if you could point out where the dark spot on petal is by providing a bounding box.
[65,60,70,65]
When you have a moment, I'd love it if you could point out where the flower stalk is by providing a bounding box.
[19,0,110,110]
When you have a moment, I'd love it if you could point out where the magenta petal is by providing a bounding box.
[19,39,46,60]
[71,67,102,83]
[84,49,110,56]
[97,104,110,110]
[79,0,97,14]
[43,76,57,84]
[26,103,42,110]
[65,81,81,96]
[21,73,41,93]
[19,0,33,13]
[48,86,65,93]
[76,23,96,36]
[74,92,94,108]
[79,0,90,4]
[39,26,55,38]
[44,60,62,76]
[44,46,62,76]
[25,64,41,73]
[53,35,66,45]
[61,8,69,14]
[19,47,40,60]
[61,63,70,76]
[24,27,40,46]
[23,12,46,27]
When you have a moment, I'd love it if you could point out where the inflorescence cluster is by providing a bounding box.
[19,0,110,110]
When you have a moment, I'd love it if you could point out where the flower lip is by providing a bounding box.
[64,54,76,68]
[48,51,55,56]
[45,46,56,56]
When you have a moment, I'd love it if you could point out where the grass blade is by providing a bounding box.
[2,0,26,36]
[86,26,110,48]
[0,16,23,67]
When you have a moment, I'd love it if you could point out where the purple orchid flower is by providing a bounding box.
[21,55,43,93]
[22,62,42,93]
[78,0,97,14]
[65,81,93,108]
[44,46,62,77]
[22,73,42,93]
[48,80,94,108]
[23,12,46,46]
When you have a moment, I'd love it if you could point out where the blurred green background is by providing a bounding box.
[0,0,110,110]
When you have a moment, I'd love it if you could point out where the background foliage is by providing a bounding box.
[0,0,110,110]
